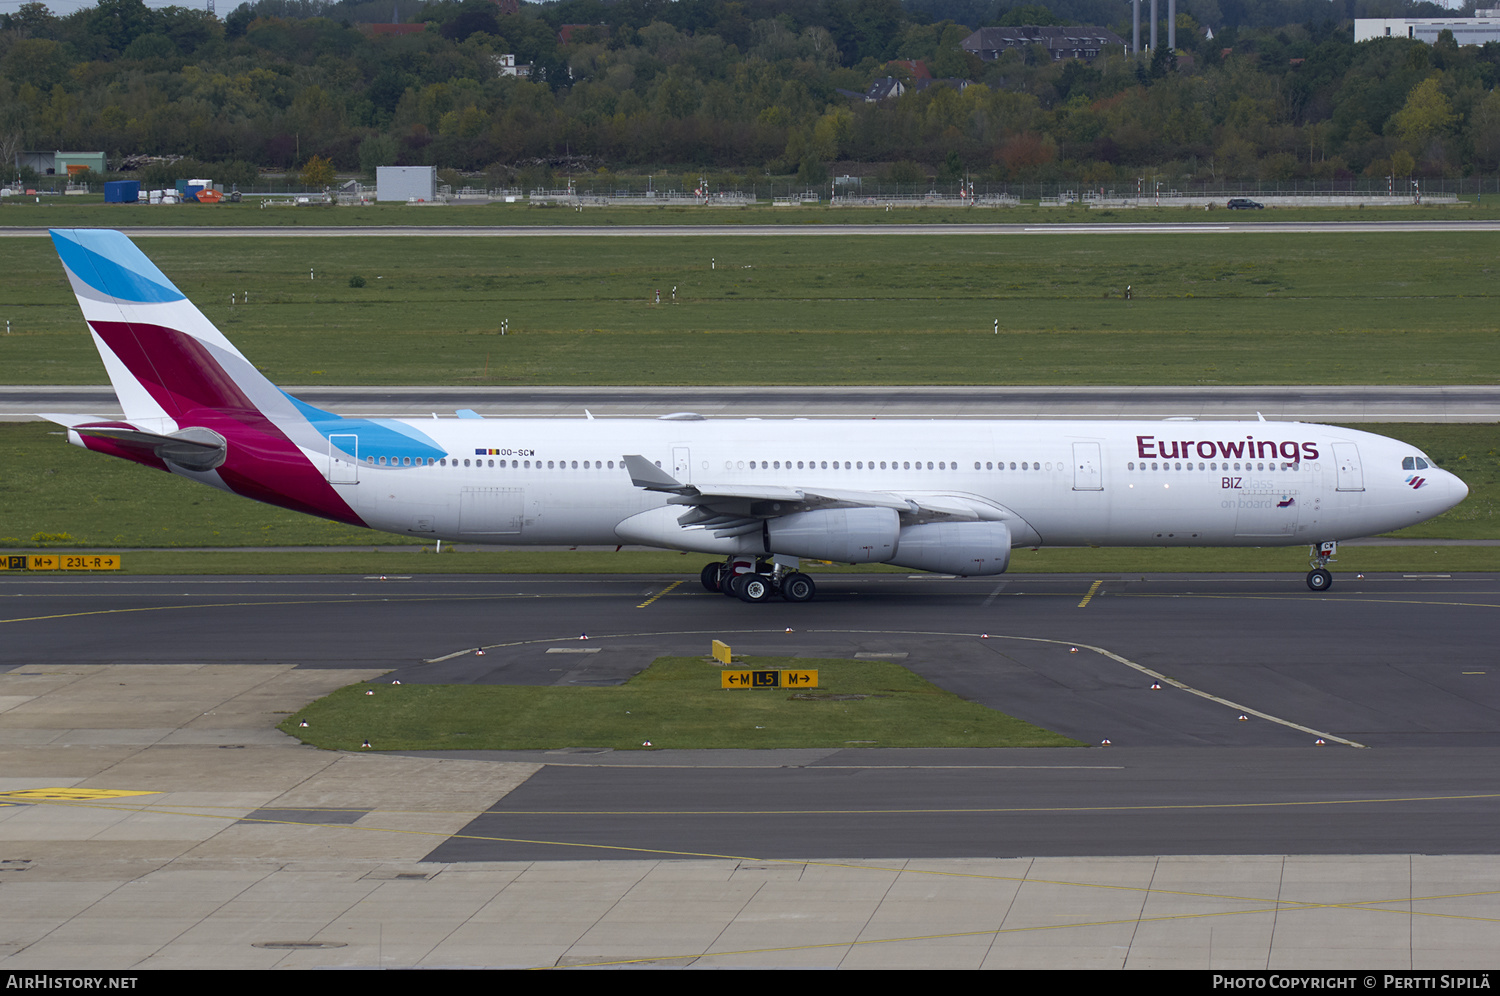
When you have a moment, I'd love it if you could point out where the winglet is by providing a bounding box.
[622,454,694,494]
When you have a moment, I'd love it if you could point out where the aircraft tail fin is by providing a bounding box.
[49,229,369,526]
[49,229,316,428]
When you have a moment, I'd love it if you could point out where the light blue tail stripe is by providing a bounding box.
[50,229,187,304]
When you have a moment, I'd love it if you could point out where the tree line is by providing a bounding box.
[2,0,1497,189]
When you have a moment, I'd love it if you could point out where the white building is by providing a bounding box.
[376,166,436,203]
[1355,15,1500,44]
[495,54,532,78]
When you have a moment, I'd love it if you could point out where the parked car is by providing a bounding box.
[1227,198,1265,209]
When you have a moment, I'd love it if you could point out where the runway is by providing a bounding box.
[4,569,1499,966]
[5,384,1497,422]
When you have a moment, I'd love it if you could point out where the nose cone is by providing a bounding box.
[1438,470,1469,513]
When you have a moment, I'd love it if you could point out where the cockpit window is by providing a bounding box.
[1417,457,1429,469]
[1403,457,1415,470]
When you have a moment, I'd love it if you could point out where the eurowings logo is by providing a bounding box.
[1276,496,1295,508]
[1406,475,1427,490]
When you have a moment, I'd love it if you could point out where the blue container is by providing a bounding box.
[103,181,139,204]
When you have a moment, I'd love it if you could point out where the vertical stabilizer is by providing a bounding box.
[49,229,369,526]
[49,229,295,426]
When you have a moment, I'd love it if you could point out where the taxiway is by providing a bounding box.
[3,570,1499,967]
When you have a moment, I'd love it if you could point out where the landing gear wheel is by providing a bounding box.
[725,573,748,599]
[780,572,816,603]
[700,562,724,592]
[1306,568,1332,592]
[737,574,775,603]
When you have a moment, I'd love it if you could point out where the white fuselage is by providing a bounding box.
[314,417,1466,555]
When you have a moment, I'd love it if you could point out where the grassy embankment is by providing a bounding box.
[4,231,1500,386]
[281,655,1084,751]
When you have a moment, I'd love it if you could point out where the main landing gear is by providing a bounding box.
[700,559,816,603]
[1306,541,1337,591]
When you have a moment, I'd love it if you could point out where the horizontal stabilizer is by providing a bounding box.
[38,413,113,429]
[68,422,227,472]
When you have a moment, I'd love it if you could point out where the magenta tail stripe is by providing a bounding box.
[90,320,256,417]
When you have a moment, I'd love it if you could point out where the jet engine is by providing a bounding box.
[765,507,900,563]
[886,521,1012,576]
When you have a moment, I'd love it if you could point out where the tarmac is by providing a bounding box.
[3,661,1498,970]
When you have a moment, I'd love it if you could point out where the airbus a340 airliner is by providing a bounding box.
[42,229,1467,602]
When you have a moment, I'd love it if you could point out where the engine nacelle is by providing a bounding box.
[887,520,1012,576]
[765,507,899,563]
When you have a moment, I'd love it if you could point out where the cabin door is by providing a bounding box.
[1071,442,1102,491]
[1333,442,1365,492]
[329,434,358,484]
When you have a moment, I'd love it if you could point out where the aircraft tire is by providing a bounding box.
[780,573,815,603]
[700,562,724,592]
[738,575,774,603]
[1306,568,1333,591]
[725,573,747,599]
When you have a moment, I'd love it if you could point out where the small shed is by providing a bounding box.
[18,151,106,176]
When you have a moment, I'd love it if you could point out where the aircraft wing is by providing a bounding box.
[622,454,995,540]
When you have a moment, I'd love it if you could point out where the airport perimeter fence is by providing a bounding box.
[423,176,1491,208]
[19,175,1500,206]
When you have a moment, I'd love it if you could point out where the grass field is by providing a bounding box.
[279,655,1083,751]
[4,231,1500,385]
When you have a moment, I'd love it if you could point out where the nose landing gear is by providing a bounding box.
[1307,541,1337,591]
